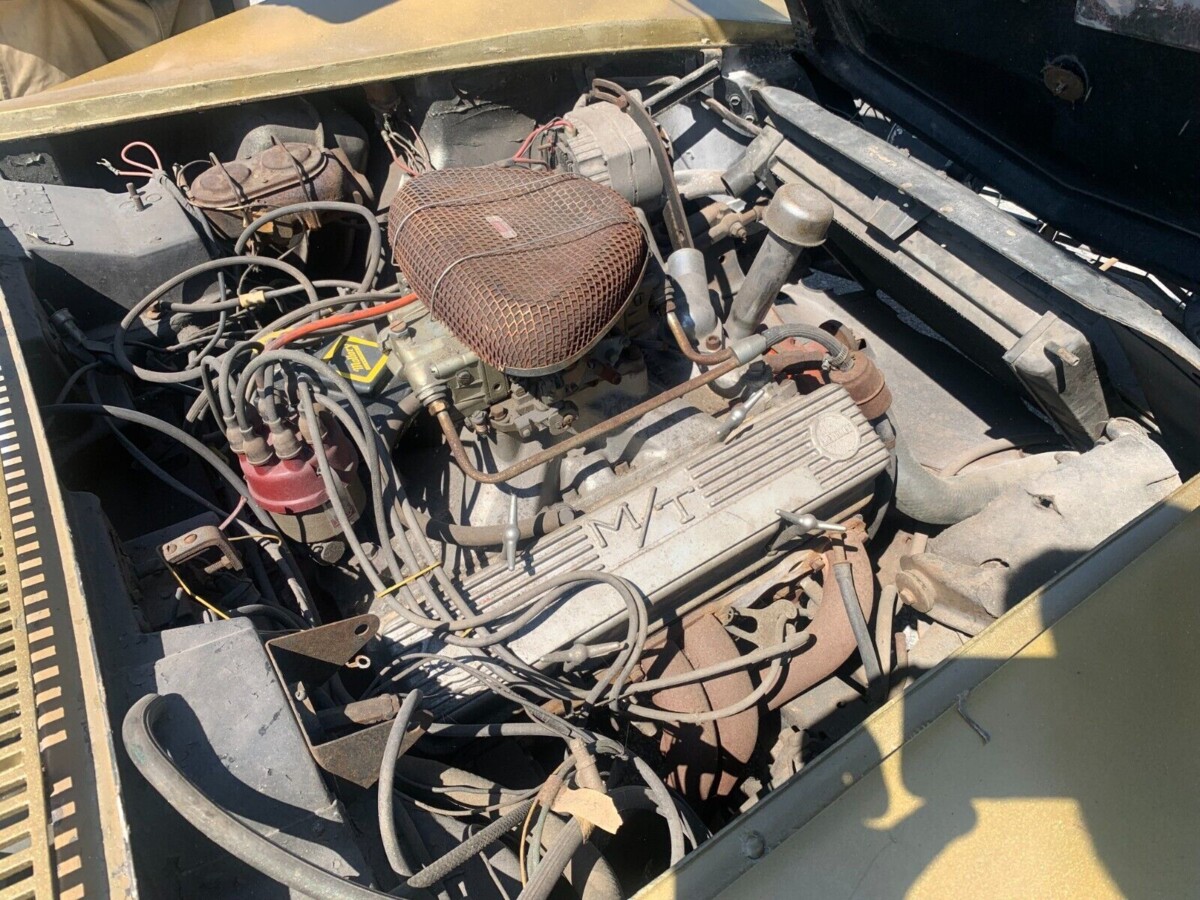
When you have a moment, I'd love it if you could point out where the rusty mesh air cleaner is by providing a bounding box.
[388,167,648,377]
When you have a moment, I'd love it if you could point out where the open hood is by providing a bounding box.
[782,0,1200,284]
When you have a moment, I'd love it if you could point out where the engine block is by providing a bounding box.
[373,383,889,714]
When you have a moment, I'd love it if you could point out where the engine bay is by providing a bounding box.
[2,42,1197,899]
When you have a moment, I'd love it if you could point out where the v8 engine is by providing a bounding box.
[5,40,1193,900]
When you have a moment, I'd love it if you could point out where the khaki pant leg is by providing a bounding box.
[0,0,214,100]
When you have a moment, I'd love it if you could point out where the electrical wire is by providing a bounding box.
[297,382,389,595]
[161,558,230,620]
[102,140,165,178]
[379,690,423,878]
[45,401,314,621]
[232,201,384,295]
[113,255,319,384]
[267,292,418,349]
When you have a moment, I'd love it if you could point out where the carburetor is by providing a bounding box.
[385,306,510,417]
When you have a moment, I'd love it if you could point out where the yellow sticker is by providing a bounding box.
[322,335,388,385]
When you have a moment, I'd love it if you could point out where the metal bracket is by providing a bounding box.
[643,53,723,116]
[719,599,796,648]
[265,614,426,788]
[161,523,242,575]
[1002,311,1108,448]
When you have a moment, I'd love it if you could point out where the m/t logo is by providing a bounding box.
[587,486,697,550]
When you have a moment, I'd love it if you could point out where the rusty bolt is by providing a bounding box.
[1045,341,1081,367]
[704,335,722,351]
[898,586,933,613]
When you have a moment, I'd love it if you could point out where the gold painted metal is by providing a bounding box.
[0,438,54,898]
[0,295,136,898]
[642,477,1200,899]
[0,0,792,143]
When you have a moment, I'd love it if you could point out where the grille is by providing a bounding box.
[0,368,55,899]
[389,167,647,376]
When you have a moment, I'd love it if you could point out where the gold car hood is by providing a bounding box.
[0,0,792,143]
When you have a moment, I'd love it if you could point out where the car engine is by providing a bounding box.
[1,39,1196,900]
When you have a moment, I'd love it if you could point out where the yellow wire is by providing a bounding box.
[518,796,540,886]
[226,532,283,545]
[374,562,440,598]
[163,559,230,620]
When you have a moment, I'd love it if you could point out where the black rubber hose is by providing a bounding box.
[833,561,885,705]
[760,324,852,369]
[373,390,423,449]
[892,431,1063,526]
[418,505,575,548]
[232,604,309,630]
[521,820,586,900]
[407,799,535,890]
[379,690,423,878]
[123,694,404,900]
[126,693,542,899]
[523,785,673,900]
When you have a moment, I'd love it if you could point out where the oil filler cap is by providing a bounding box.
[322,334,389,394]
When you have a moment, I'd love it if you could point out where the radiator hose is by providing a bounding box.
[890,422,1064,526]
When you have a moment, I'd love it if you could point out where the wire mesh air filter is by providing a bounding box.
[388,167,648,377]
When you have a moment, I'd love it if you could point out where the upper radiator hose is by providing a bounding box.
[892,429,1064,525]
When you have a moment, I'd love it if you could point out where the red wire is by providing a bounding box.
[384,140,420,178]
[110,141,164,178]
[512,118,569,161]
[267,293,420,350]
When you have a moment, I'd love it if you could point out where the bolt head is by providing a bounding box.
[704,335,722,350]
[742,831,766,860]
